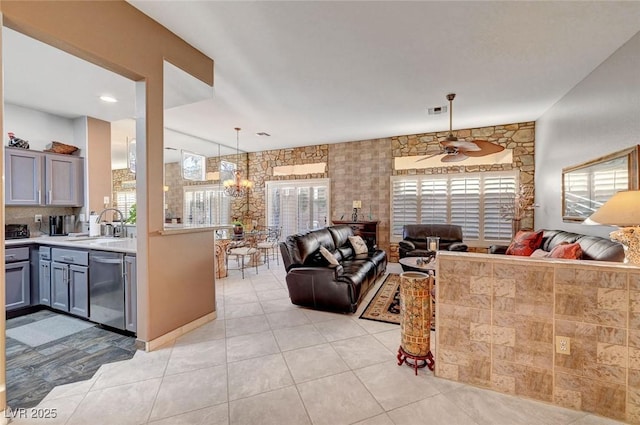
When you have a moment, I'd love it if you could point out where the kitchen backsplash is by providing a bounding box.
[6,206,78,236]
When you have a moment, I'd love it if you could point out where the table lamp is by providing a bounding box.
[588,190,640,265]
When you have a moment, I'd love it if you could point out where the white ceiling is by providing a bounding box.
[4,2,640,165]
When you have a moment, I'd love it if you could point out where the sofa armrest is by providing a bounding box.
[288,264,343,278]
[489,245,509,255]
[398,240,416,251]
[448,242,468,252]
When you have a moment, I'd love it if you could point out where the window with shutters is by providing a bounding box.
[266,179,330,239]
[183,185,230,226]
[391,171,517,245]
[115,191,136,220]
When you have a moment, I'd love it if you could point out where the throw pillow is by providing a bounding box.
[319,246,340,265]
[505,230,544,256]
[548,242,583,260]
[348,235,369,255]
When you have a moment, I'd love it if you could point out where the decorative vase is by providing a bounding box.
[233,223,243,236]
[511,218,521,237]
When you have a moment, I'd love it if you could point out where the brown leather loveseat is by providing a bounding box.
[279,225,387,313]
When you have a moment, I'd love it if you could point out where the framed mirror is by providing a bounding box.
[562,145,640,222]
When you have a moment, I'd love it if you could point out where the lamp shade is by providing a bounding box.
[588,190,640,226]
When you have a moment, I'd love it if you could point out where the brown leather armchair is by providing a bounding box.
[399,224,468,258]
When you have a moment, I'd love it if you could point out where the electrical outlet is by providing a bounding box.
[556,336,571,355]
[34,214,42,223]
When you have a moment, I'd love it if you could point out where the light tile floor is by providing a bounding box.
[11,262,626,424]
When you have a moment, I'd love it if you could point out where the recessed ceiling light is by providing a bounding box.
[100,95,118,103]
[256,132,271,137]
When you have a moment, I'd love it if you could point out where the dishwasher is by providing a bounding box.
[89,251,126,330]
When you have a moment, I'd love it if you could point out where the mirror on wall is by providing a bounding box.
[562,145,640,222]
[162,60,246,229]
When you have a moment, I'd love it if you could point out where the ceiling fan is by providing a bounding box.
[417,93,505,163]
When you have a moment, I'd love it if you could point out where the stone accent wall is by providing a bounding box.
[388,122,535,261]
[328,139,393,253]
[436,252,639,423]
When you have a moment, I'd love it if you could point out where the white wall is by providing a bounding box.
[4,103,77,151]
[535,31,640,238]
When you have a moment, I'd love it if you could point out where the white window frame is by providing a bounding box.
[390,171,518,246]
[183,184,230,226]
[265,178,330,238]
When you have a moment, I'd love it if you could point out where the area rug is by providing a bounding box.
[360,273,435,330]
[360,274,401,324]
[6,315,95,347]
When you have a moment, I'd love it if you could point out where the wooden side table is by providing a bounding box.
[397,271,435,375]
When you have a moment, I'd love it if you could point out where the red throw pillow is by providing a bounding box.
[548,242,583,260]
[505,230,544,256]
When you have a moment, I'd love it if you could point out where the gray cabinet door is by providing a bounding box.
[5,148,43,205]
[45,154,84,206]
[124,255,137,332]
[39,260,52,306]
[69,265,89,318]
[51,261,69,311]
[5,261,31,310]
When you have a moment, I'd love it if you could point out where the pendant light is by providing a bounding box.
[223,127,253,197]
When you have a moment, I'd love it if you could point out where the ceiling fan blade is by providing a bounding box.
[415,152,443,162]
[462,140,506,157]
[441,153,469,163]
[441,140,481,152]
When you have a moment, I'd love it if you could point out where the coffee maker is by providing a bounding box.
[49,215,75,236]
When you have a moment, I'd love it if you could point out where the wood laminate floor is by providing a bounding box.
[5,309,137,409]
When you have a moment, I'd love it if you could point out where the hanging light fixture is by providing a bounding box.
[223,127,253,197]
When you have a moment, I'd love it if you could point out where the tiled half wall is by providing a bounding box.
[436,252,640,423]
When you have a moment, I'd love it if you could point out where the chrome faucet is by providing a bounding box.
[95,208,127,238]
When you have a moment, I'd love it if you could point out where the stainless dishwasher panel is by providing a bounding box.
[89,251,125,330]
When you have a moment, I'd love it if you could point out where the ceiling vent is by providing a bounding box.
[427,105,447,115]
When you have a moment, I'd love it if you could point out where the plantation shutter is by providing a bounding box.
[267,179,330,239]
[450,177,480,239]
[392,179,418,238]
[115,191,136,220]
[391,171,517,244]
[483,175,516,240]
[420,178,448,224]
[183,186,230,225]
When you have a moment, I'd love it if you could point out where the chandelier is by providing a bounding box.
[223,127,253,197]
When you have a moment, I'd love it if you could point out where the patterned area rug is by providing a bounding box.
[360,273,435,330]
[360,274,401,324]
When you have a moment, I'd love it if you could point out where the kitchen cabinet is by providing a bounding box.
[4,147,84,207]
[5,149,43,205]
[51,248,89,318]
[39,247,51,306]
[5,247,31,311]
[124,255,137,332]
[45,154,84,206]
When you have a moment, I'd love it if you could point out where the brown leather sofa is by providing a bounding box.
[279,225,387,313]
[489,229,624,262]
[399,224,468,258]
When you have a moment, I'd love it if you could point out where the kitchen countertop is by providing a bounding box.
[6,236,137,254]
